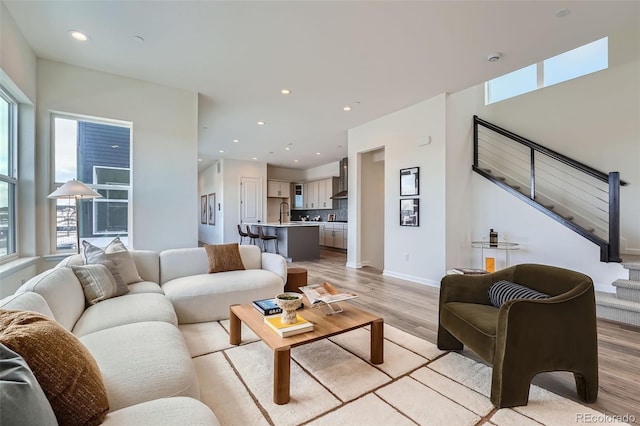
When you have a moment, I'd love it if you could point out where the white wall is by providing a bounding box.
[304,161,340,181]
[198,161,224,244]
[445,26,639,291]
[36,60,199,252]
[220,158,267,244]
[348,94,447,285]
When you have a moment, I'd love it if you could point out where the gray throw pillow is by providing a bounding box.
[82,237,140,291]
[0,343,58,426]
[71,264,120,305]
[488,280,551,308]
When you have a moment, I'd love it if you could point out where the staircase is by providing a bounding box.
[596,255,640,327]
[473,116,638,328]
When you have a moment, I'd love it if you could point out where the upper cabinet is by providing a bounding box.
[302,177,337,209]
[267,180,291,198]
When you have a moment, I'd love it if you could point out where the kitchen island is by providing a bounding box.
[246,222,320,262]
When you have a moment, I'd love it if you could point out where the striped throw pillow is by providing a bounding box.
[488,280,550,308]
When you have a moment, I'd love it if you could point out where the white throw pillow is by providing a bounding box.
[83,236,142,286]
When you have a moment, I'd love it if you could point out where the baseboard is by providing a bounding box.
[382,270,440,288]
[346,261,362,268]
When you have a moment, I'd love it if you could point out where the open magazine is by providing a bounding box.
[299,282,358,306]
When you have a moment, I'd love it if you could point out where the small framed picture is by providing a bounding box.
[208,193,216,225]
[200,195,207,224]
[400,198,419,227]
[400,167,419,196]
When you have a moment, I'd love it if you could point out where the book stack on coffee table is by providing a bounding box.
[264,313,313,337]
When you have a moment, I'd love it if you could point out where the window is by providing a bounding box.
[0,88,17,260]
[53,114,132,251]
[486,37,608,105]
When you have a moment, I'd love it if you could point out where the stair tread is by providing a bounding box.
[613,279,640,289]
[596,292,640,312]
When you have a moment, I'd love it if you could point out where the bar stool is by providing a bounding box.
[258,226,279,253]
[245,225,260,246]
[237,224,249,244]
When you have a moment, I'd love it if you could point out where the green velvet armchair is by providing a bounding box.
[437,263,598,408]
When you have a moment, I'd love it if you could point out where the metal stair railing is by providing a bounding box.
[473,115,627,263]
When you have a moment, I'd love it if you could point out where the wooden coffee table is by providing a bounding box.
[229,300,384,405]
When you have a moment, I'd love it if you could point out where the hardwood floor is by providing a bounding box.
[292,249,640,424]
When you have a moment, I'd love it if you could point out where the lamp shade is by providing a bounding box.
[48,179,102,199]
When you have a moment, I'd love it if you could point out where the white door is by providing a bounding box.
[240,177,262,224]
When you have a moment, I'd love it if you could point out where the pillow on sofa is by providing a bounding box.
[72,264,120,305]
[0,343,58,426]
[205,243,246,273]
[83,236,141,286]
[488,280,550,308]
[0,309,109,425]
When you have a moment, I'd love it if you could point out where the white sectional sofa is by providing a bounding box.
[0,243,287,425]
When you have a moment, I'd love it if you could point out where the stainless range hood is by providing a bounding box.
[331,157,348,199]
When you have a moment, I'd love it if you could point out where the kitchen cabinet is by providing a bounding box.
[321,222,347,249]
[268,180,290,198]
[303,180,318,209]
[303,177,338,209]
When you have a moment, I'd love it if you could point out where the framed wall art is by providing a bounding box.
[400,167,419,196]
[208,193,216,225]
[400,198,419,227]
[200,195,207,224]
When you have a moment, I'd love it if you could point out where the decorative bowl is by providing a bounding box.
[274,292,303,324]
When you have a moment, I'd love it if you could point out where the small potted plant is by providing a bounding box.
[274,292,303,324]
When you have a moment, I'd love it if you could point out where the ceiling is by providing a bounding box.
[4,1,639,170]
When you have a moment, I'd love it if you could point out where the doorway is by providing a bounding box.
[360,149,385,269]
[240,177,262,224]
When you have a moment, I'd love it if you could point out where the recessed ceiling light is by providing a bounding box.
[219,150,224,153]
[198,158,202,162]
[233,139,239,143]
[281,89,291,95]
[285,147,291,151]
[253,157,257,160]
[257,121,265,126]
[69,30,89,41]
[316,152,321,155]
[294,160,299,163]
[343,106,351,111]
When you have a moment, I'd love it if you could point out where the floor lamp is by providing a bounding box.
[48,179,102,254]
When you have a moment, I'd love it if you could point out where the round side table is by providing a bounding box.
[285,267,307,293]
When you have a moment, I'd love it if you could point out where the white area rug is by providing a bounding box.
[180,321,628,426]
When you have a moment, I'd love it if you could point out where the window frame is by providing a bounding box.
[0,86,18,263]
[50,112,133,253]
[485,37,608,105]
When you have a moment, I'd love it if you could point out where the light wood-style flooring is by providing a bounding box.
[292,248,640,424]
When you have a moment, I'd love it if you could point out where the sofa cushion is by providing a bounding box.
[0,292,54,319]
[440,302,499,362]
[160,245,262,284]
[16,267,85,331]
[488,280,550,308]
[80,321,200,411]
[72,264,121,305]
[162,269,285,323]
[83,237,142,285]
[0,343,58,426]
[81,243,129,296]
[72,293,178,337]
[102,397,219,426]
[126,280,164,294]
[0,309,109,425]
[205,243,245,273]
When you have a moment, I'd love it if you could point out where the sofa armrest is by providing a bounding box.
[495,282,597,361]
[260,253,287,284]
[440,267,516,306]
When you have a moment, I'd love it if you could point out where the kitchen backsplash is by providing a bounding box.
[292,198,348,222]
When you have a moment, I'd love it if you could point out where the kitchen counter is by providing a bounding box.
[246,223,320,261]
